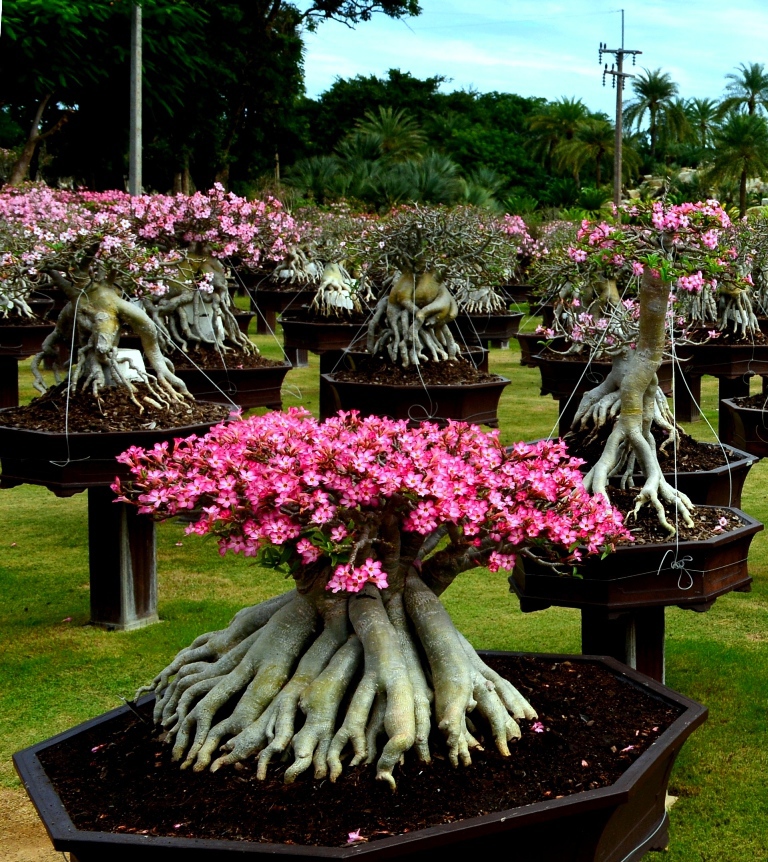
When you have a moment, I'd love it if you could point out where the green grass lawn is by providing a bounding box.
[2,317,767,859]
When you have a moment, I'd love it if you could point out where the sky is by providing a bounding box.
[301,0,768,113]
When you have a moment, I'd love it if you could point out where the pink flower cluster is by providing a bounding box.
[113,409,630,593]
[677,270,705,293]
[0,185,306,299]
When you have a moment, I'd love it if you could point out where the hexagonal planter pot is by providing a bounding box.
[512,506,762,613]
[720,396,768,458]
[14,652,706,862]
[321,372,510,427]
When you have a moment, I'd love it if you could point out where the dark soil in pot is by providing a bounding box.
[727,393,768,410]
[0,313,52,327]
[605,487,744,544]
[169,346,287,372]
[36,655,682,848]
[565,422,743,474]
[331,356,501,386]
[0,382,230,433]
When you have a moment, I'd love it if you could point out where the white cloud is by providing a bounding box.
[302,0,768,116]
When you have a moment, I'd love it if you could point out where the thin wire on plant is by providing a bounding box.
[227,263,291,363]
[545,276,635,441]
[50,286,90,468]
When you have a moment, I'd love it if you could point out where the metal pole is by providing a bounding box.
[129,3,142,196]
[599,12,641,215]
[614,50,624,210]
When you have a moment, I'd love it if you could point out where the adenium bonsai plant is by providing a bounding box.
[346,205,526,367]
[530,199,755,532]
[116,409,629,789]
[0,185,300,410]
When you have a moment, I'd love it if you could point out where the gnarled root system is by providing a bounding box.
[137,576,536,789]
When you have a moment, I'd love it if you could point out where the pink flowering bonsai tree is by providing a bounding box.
[0,185,301,409]
[116,409,628,789]
[531,199,754,532]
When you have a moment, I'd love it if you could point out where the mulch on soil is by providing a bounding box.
[565,421,741,474]
[38,655,682,848]
[333,356,500,386]
[0,382,231,433]
[729,393,768,411]
[606,487,743,544]
[170,346,287,371]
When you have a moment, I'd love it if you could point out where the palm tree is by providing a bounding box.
[528,97,589,168]
[554,118,615,186]
[721,62,768,115]
[354,106,426,163]
[685,98,721,149]
[373,152,463,207]
[623,68,679,160]
[708,112,768,216]
[283,156,340,204]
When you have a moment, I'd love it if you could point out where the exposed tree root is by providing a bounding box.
[136,575,537,790]
[575,269,695,534]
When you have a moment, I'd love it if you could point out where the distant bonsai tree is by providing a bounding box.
[0,185,300,408]
[348,205,525,367]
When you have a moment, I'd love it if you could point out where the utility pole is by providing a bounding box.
[600,10,641,213]
[129,3,142,196]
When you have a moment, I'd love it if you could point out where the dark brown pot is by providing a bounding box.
[499,283,534,303]
[575,443,757,509]
[449,311,523,346]
[175,362,291,411]
[648,443,757,508]
[13,651,707,862]
[321,371,509,427]
[233,311,256,335]
[535,352,675,400]
[246,282,315,335]
[512,506,762,613]
[0,410,231,496]
[680,339,768,378]
[0,320,55,357]
[279,311,371,354]
[0,408,231,629]
[515,332,568,367]
[720,396,768,457]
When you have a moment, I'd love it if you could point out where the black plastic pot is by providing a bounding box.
[14,651,707,862]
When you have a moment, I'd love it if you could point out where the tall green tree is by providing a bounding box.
[1,0,420,190]
[708,112,768,216]
[685,97,721,149]
[527,97,589,168]
[721,62,768,116]
[354,106,426,163]
[623,68,680,161]
[554,118,614,186]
